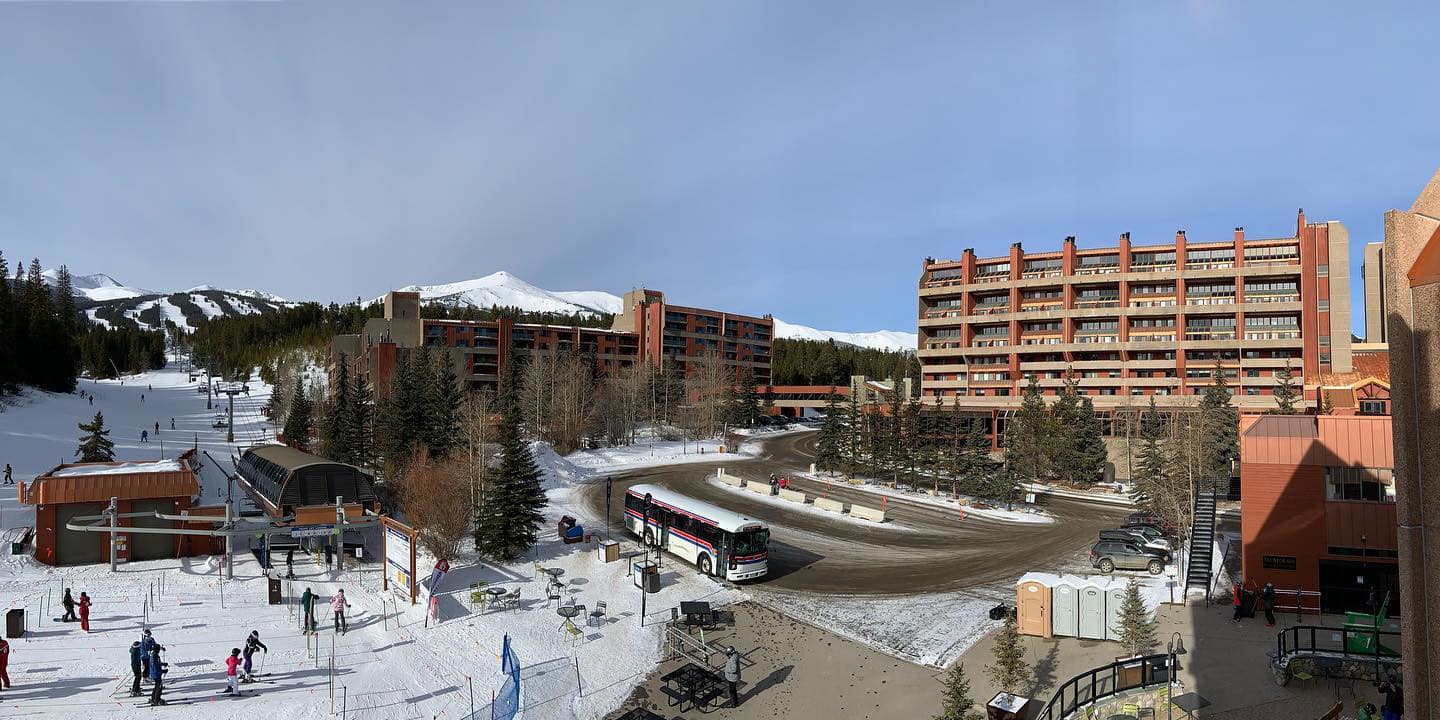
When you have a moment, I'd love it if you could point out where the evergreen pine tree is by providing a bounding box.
[1317,391,1334,416]
[282,377,314,451]
[321,355,352,463]
[474,402,547,559]
[1131,397,1168,505]
[1268,361,1300,415]
[1114,578,1159,656]
[1006,375,1051,484]
[1198,361,1240,482]
[959,416,994,497]
[842,389,863,478]
[1072,396,1108,485]
[76,411,116,462]
[933,662,978,720]
[347,368,374,469]
[1048,369,1083,483]
[426,349,464,458]
[815,387,844,474]
[0,251,12,394]
[985,612,1030,699]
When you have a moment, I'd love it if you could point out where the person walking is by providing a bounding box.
[170,418,175,430]
[223,648,242,695]
[331,589,351,634]
[723,646,741,708]
[1231,581,1245,622]
[242,631,267,681]
[300,587,316,634]
[78,591,92,632]
[3,464,11,485]
[0,637,11,690]
[285,548,295,579]
[154,421,159,434]
[89,395,93,406]
[61,588,77,622]
[1379,674,1404,720]
[128,640,144,696]
[324,543,334,570]
[1261,582,1277,627]
[147,646,166,706]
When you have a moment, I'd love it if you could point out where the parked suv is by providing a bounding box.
[1090,539,1167,575]
[1098,530,1172,561]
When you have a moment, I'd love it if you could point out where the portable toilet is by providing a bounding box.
[1105,578,1134,642]
[1078,576,1110,640]
[1015,573,1054,638]
[1051,575,1080,637]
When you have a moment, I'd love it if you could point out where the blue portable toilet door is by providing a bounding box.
[1052,584,1078,637]
[1078,586,1106,639]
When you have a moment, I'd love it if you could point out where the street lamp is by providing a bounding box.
[1167,631,1187,720]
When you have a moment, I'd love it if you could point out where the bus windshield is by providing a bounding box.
[733,529,769,556]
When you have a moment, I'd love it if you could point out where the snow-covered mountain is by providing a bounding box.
[772,318,917,352]
[392,271,914,352]
[392,271,622,316]
[40,268,155,301]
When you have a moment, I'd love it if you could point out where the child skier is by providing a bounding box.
[242,631,267,681]
[331,589,351,634]
[223,648,242,695]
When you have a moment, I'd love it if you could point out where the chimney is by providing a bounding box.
[1121,232,1130,241]
[1234,226,1245,242]
[1064,236,1076,244]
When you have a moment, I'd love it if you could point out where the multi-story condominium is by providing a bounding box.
[611,288,773,386]
[917,210,1352,419]
[329,288,771,398]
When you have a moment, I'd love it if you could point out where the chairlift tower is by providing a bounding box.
[217,383,245,443]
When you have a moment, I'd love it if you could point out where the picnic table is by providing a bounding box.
[660,661,724,712]
[681,601,713,630]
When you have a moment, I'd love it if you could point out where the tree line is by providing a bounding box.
[769,337,918,386]
[0,254,80,394]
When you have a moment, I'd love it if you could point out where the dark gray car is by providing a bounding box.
[1090,539,1166,574]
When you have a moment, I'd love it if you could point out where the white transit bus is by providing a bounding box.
[624,483,770,581]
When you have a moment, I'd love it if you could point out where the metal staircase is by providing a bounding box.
[1184,489,1219,599]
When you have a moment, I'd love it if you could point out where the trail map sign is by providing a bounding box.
[381,516,418,604]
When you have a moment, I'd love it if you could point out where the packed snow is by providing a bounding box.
[49,460,185,477]
[797,471,1055,525]
[85,308,113,329]
[189,294,226,319]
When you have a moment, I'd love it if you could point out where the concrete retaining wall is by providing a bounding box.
[744,480,773,495]
[849,504,887,523]
[716,469,745,488]
[778,488,806,504]
[813,497,846,513]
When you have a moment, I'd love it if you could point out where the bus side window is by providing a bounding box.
[624,494,641,512]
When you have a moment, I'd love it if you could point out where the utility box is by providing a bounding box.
[598,540,620,563]
[267,577,282,605]
[5,608,23,638]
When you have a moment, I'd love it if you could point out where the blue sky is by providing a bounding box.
[2,2,1437,336]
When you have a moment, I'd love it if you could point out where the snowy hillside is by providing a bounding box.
[772,318,917,353]
[40,268,155,301]
[393,271,623,316]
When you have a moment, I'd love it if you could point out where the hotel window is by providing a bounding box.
[1319,335,1330,346]
[1317,264,1329,276]
[1325,467,1395,502]
[1317,300,1329,311]
[1359,399,1387,415]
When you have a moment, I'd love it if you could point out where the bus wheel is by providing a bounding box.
[643,529,655,547]
[699,555,713,577]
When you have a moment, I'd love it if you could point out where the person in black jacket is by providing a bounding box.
[129,641,144,696]
[61,588,77,622]
[147,646,166,706]
[1261,583,1277,627]
[242,631,267,681]
[1379,673,1404,720]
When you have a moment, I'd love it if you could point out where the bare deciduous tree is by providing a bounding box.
[681,350,730,440]
[401,447,473,561]
[459,389,497,514]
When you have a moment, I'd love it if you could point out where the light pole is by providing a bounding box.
[1167,631,1186,720]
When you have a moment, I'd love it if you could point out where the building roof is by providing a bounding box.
[1316,349,1391,390]
[1240,414,1394,467]
[24,458,199,505]
[236,444,378,513]
[245,444,341,472]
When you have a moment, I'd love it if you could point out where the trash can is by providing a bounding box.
[598,540,620,563]
[267,577,282,605]
[6,607,23,638]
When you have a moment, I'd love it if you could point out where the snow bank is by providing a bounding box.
[50,459,184,477]
[798,472,1055,525]
[706,474,917,532]
[565,435,761,475]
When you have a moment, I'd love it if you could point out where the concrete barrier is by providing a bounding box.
[716,469,745,487]
[849,504,887,523]
[778,488,806,504]
[744,480,773,495]
[813,497,846,513]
